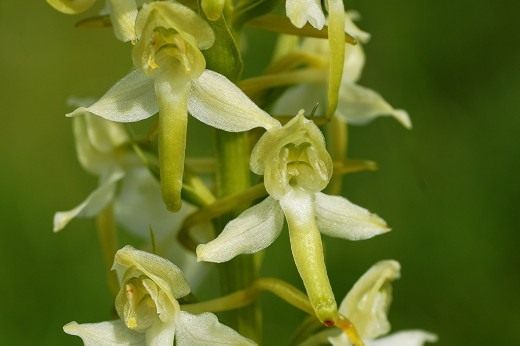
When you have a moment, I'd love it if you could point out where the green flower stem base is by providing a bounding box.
[215,130,261,342]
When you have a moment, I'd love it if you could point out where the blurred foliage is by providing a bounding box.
[0,1,519,345]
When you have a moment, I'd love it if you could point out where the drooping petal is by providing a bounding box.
[189,70,280,132]
[175,311,256,346]
[337,83,412,129]
[339,260,401,339]
[46,0,96,14]
[107,0,138,42]
[280,189,337,324]
[325,0,346,118]
[113,245,191,300]
[155,77,190,212]
[144,320,176,346]
[53,169,125,232]
[67,70,158,123]
[63,320,145,346]
[369,330,438,346]
[286,0,326,30]
[315,192,390,241]
[196,197,284,263]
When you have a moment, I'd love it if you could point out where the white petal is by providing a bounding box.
[339,260,401,339]
[197,197,284,263]
[343,44,365,84]
[188,70,280,132]
[53,170,125,232]
[175,311,255,346]
[315,192,390,240]
[114,168,195,239]
[145,320,176,346]
[337,83,412,129]
[271,83,325,117]
[286,0,326,29]
[107,0,138,42]
[345,11,371,44]
[369,330,438,346]
[67,70,158,123]
[63,320,145,346]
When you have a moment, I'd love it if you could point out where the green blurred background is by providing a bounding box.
[1,1,519,345]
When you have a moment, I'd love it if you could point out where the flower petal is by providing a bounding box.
[188,70,280,132]
[343,43,365,84]
[344,11,371,44]
[315,192,390,240]
[175,311,255,346]
[114,168,195,239]
[337,82,412,129]
[286,0,326,29]
[299,328,340,346]
[107,0,138,42]
[339,260,401,339]
[67,70,158,123]
[53,170,125,232]
[196,197,284,263]
[46,0,96,14]
[63,320,145,345]
[113,245,191,300]
[271,83,325,117]
[145,320,176,346]
[369,330,438,346]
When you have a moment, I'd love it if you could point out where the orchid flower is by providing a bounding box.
[197,112,389,324]
[64,245,255,346]
[273,11,411,129]
[67,1,278,211]
[46,0,143,42]
[301,261,438,346]
[53,111,205,283]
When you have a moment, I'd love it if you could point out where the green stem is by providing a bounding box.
[95,204,119,297]
[326,116,348,195]
[181,277,313,316]
[214,130,261,342]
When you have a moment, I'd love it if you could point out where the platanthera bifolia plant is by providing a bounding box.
[47,1,437,345]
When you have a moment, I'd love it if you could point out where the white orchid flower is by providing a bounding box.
[64,245,255,346]
[67,1,278,211]
[197,112,389,324]
[53,111,205,283]
[46,0,143,42]
[273,11,411,129]
[301,261,438,346]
